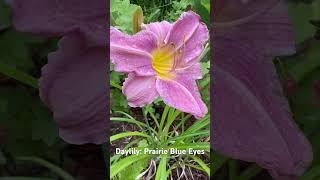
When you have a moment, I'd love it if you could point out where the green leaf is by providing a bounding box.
[110,89,128,112]
[239,164,263,180]
[110,139,141,163]
[288,2,316,43]
[0,30,46,72]
[155,155,167,180]
[0,0,11,30]
[300,165,320,180]
[211,151,228,175]
[117,155,150,180]
[0,150,6,165]
[111,117,146,128]
[201,61,210,75]
[31,100,58,146]
[185,163,206,172]
[110,0,141,34]
[16,156,74,180]
[0,87,56,156]
[111,116,158,135]
[189,155,210,176]
[168,131,209,142]
[200,0,210,12]
[158,105,170,135]
[110,81,122,90]
[184,115,209,134]
[193,0,210,26]
[0,87,34,140]
[0,61,38,88]
[290,40,320,83]
[110,131,151,142]
[161,108,180,141]
[143,104,160,128]
[110,154,152,178]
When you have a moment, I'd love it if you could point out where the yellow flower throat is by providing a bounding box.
[151,33,188,79]
[151,45,177,80]
[151,35,187,80]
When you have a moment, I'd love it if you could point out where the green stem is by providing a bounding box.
[110,81,122,90]
[144,105,160,129]
[158,105,170,138]
[0,61,38,88]
[161,108,180,142]
[181,114,191,133]
[16,156,74,180]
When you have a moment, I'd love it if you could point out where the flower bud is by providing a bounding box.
[132,6,143,33]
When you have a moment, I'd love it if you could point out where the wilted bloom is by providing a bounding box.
[111,11,208,118]
[8,0,108,144]
[213,0,312,179]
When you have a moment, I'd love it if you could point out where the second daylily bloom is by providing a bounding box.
[111,11,209,118]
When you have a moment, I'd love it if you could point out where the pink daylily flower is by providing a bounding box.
[111,11,209,118]
[213,1,312,179]
[7,0,108,144]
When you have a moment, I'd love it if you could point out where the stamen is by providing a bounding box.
[151,35,187,79]
[171,34,186,71]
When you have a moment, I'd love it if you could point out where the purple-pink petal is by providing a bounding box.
[181,21,209,64]
[122,73,158,107]
[214,0,278,23]
[165,11,200,47]
[39,32,107,144]
[8,0,106,47]
[218,2,295,56]
[110,27,157,76]
[176,62,203,80]
[156,75,207,119]
[142,21,172,45]
[165,11,209,63]
[212,36,312,178]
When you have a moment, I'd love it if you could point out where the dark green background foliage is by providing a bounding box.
[281,1,320,178]
[0,0,60,156]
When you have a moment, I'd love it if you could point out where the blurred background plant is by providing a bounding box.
[275,0,320,179]
[0,0,106,179]
[0,0,319,179]
[213,0,320,179]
